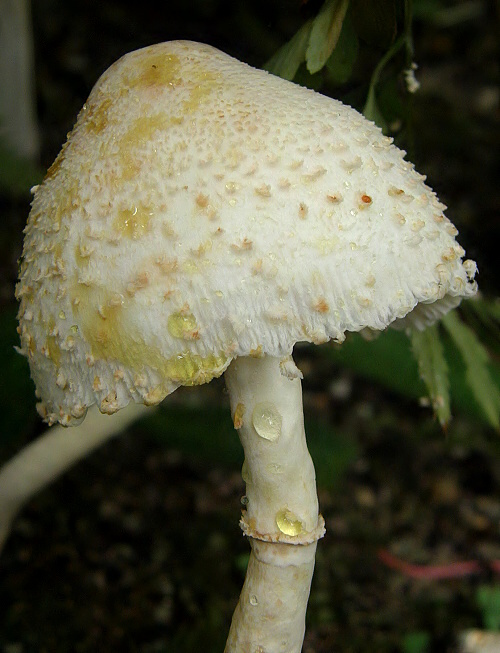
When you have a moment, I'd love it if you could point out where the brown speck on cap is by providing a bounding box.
[313,299,329,314]
[195,192,209,208]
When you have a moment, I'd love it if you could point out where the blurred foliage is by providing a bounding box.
[402,630,431,653]
[442,310,500,429]
[143,403,359,490]
[0,308,37,444]
[0,139,44,197]
[326,318,500,427]
[476,584,500,631]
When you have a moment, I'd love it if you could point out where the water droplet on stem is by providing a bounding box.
[252,402,282,441]
[276,508,305,537]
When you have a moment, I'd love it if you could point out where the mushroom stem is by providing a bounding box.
[224,355,324,652]
[0,403,149,553]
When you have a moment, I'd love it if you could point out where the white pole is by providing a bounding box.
[0,0,39,160]
[0,403,150,552]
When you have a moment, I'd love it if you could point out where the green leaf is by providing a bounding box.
[362,32,407,131]
[324,328,500,426]
[306,0,351,74]
[411,324,451,426]
[442,311,500,430]
[362,85,389,131]
[264,19,313,81]
[325,12,359,85]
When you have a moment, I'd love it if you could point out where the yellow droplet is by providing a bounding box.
[167,311,198,340]
[276,508,305,537]
[252,402,282,441]
[164,351,226,385]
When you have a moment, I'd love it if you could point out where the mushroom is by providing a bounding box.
[12,41,477,651]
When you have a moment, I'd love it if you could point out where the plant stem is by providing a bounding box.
[224,355,324,652]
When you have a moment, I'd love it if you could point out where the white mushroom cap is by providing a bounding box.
[16,41,477,425]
